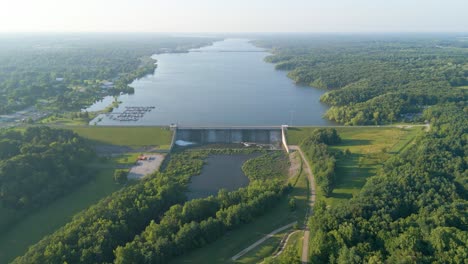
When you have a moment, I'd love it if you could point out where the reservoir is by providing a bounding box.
[90,39,332,126]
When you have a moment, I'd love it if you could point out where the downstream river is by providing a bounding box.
[89,39,332,126]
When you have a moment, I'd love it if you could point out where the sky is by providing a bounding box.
[0,0,467,33]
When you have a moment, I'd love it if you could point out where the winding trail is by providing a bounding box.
[273,230,301,258]
[230,146,317,263]
[230,221,297,261]
[289,145,316,264]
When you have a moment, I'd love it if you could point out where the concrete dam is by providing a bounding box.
[172,126,290,152]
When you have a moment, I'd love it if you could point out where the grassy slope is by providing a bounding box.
[288,126,422,206]
[64,126,173,149]
[171,153,309,264]
[238,233,285,264]
[0,154,140,263]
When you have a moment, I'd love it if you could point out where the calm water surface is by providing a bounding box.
[187,154,257,200]
[90,39,332,126]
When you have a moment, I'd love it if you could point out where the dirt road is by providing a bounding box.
[289,145,316,264]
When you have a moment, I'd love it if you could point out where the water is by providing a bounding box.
[90,38,332,126]
[83,96,115,112]
[187,154,257,200]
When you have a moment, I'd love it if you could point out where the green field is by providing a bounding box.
[237,233,285,264]
[287,126,423,206]
[0,154,140,263]
[64,126,173,149]
[39,112,99,126]
[171,152,309,264]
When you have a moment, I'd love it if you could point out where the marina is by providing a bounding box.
[106,106,155,122]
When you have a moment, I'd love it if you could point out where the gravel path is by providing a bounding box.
[289,145,316,264]
[288,151,301,179]
[127,154,165,180]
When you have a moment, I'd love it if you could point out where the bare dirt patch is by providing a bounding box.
[127,154,165,180]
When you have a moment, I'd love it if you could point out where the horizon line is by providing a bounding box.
[0,31,467,35]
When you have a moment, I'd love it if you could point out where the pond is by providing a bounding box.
[187,154,259,199]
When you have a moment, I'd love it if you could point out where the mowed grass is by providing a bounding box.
[287,126,423,206]
[64,126,173,149]
[258,230,302,262]
[40,115,95,126]
[237,233,285,264]
[0,154,138,263]
[170,153,308,264]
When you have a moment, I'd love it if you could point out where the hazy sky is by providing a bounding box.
[0,0,467,33]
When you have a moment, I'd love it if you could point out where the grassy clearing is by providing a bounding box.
[170,152,308,264]
[237,233,285,264]
[326,127,421,206]
[63,126,173,149]
[40,116,91,126]
[288,126,422,207]
[294,231,303,257]
[282,231,303,260]
[240,229,303,264]
[0,155,138,263]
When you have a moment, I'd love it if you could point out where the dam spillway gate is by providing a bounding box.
[172,126,289,152]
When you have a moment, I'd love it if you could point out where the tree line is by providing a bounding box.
[0,126,95,209]
[256,35,468,125]
[307,103,467,263]
[300,128,341,197]
[114,180,285,264]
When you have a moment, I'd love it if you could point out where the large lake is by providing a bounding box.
[89,39,332,126]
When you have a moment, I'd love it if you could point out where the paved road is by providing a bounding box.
[289,145,316,264]
[231,221,297,261]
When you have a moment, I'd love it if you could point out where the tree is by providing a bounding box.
[114,170,128,184]
[288,198,296,211]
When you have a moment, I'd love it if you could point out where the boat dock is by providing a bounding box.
[106,106,155,122]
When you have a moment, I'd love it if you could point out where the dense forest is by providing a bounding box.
[307,103,467,263]
[114,180,285,263]
[300,128,341,196]
[256,34,468,125]
[13,149,288,264]
[0,34,217,114]
[0,126,94,209]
